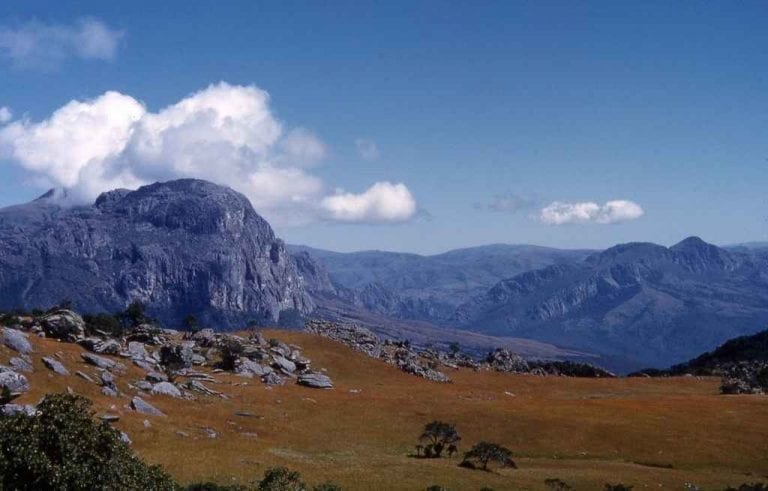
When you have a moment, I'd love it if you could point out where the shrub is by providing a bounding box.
[461,442,516,471]
[0,392,176,490]
[183,483,248,491]
[83,313,124,337]
[219,339,245,371]
[604,485,633,491]
[257,467,306,491]
[545,479,573,491]
[419,421,461,458]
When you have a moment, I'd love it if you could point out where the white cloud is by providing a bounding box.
[355,138,380,161]
[0,106,11,124]
[539,200,644,225]
[0,18,123,69]
[0,82,417,226]
[321,182,417,223]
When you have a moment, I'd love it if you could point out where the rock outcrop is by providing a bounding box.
[0,179,313,328]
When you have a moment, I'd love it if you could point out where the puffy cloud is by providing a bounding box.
[321,182,417,223]
[0,18,123,69]
[0,82,417,226]
[0,106,11,124]
[539,200,644,225]
[355,138,380,161]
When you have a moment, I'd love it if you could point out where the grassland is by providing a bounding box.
[3,330,768,490]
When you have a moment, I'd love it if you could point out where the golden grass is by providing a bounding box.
[3,330,768,490]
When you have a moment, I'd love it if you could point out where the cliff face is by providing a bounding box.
[0,179,313,328]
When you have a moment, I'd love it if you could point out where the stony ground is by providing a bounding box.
[2,319,768,490]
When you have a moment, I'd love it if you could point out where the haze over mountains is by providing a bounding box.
[1,178,767,372]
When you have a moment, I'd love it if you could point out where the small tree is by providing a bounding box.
[184,315,200,333]
[419,421,461,458]
[257,466,306,491]
[0,385,13,404]
[219,339,245,371]
[119,301,150,328]
[448,342,461,356]
[0,393,176,489]
[461,442,516,471]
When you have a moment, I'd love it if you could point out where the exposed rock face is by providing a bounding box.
[297,372,333,389]
[453,237,768,370]
[0,179,313,328]
[131,397,165,417]
[151,382,182,398]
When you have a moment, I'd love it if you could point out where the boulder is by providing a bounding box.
[272,355,296,374]
[131,396,165,416]
[75,371,95,383]
[9,357,33,373]
[0,368,30,394]
[192,328,216,347]
[261,372,284,385]
[41,309,85,342]
[136,381,153,391]
[0,403,37,416]
[146,371,168,383]
[151,382,182,398]
[42,357,70,376]
[81,352,116,370]
[1,327,33,354]
[127,341,148,359]
[297,372,333,389]
[236,359,273,378]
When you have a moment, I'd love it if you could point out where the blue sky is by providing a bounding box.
[0,1,766,254]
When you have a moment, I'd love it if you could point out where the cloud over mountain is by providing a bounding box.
[0,82,417,226]
[539,200,644,225]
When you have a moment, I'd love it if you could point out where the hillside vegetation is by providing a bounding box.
[3,326,768,490]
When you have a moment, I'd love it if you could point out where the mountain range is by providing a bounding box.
[1,178,767,371]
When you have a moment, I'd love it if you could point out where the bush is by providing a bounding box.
[257,467,306,491]
[183,483,248,491]
[604,485,633,491]
[0,392,176,490]
[418,421,461,458]
[83,313,124,337]
[219,339,245,371]
[461,442,516,471]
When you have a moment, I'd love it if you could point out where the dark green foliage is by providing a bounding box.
[545,478,573,491]
[184,315,200,332]
[183,483,248,491]
[219,339,245,371]
[604,485,633,491]
[257,466,306,491]
[0,384,13,404]
[530,360,615,378]
[312,484,342,491]
[419,421,461,458]
[461,442,516,471]
[448,342,461,356]
[0,392,176,490]
[425,486,447,491]
[83,313,124,337]
[118,301,151,329]
[725,484,768,491]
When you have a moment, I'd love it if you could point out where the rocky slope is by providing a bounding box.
[453,237,768,370]
[0,180,312,328]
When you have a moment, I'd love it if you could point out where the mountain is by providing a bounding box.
[0,179,312,327]
[288,243,591,323]
[668,328,768,374]
[453,237,768,370]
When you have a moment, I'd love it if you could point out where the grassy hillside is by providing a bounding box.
[4,330,768,490]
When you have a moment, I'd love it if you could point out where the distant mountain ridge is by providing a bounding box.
[297,237,768,371]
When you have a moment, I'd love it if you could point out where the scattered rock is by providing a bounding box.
[146,371,168,383]
[9,357,33,373]
[81,352,116,370]
[131,396,165,416]
[261,372,284,385]
[0,403,37,416]
[1,327,33,354]
[41,309,85,342]
[272,355,297,374]
[100,414,120,422]
[0,367,30,394]
[297,372,333,389]
[42,356,70,376]
[151,382,182,398]
[75,371,95,383]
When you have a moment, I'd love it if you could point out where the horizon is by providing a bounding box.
[1,1,767,254]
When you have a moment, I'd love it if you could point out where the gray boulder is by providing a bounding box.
[41,310,85,342]
[0,403,37,416]
[261,372,284,385]
[131,396,165,416]
[81,352,116,370]
[42,357,70,376]
[145,371,168,383]
[0,368,30,394]
[1,327,33,354]
[236,359,273,378]
[151,382,182,398]
[9,357,33,373]
[127,341,148,359]
[272,355,297,374]
[297,372,333,389]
